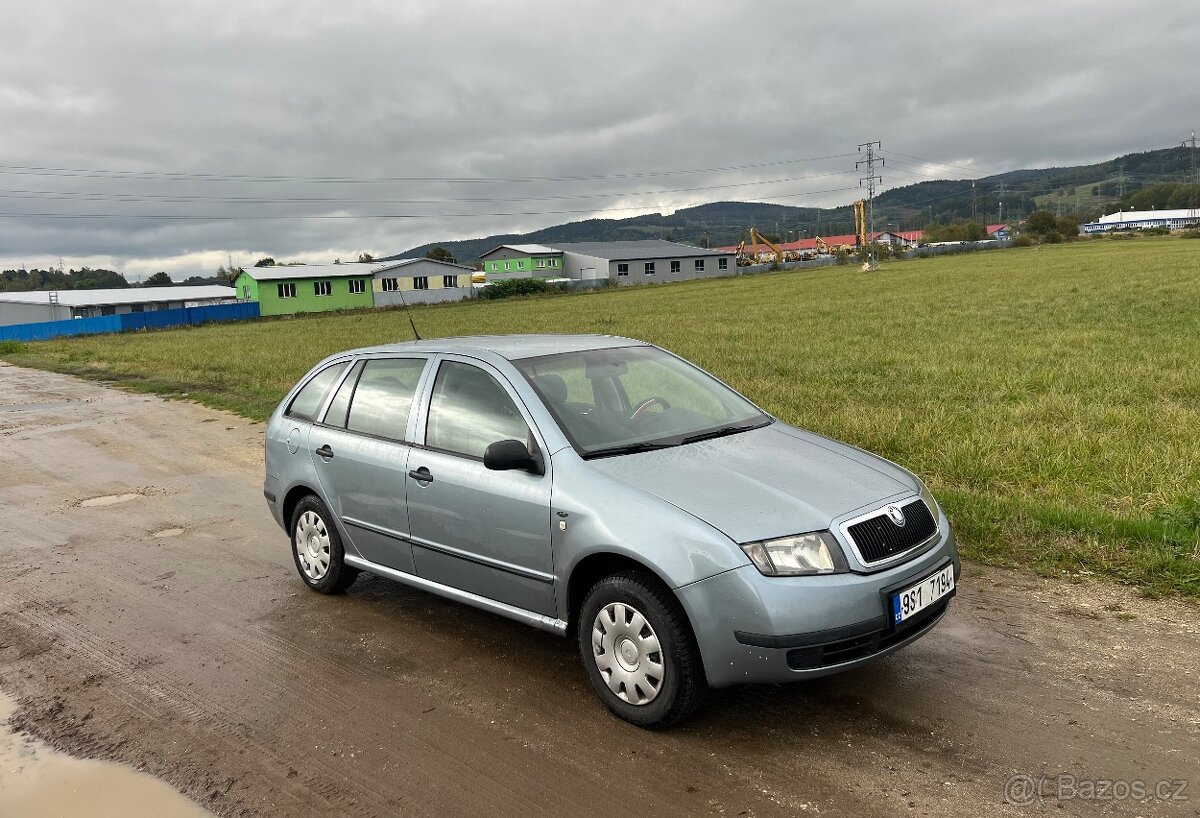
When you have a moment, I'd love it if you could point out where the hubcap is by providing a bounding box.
[591,602,664,705]
[295,510,331,581]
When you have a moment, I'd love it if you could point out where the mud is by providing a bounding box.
[0,689,213,817]
[0,362,1197,817]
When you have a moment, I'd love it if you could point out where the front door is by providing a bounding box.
[309,356,430,573]
[406,358,555,615]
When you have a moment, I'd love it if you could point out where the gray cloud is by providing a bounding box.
[1,0,1196,278]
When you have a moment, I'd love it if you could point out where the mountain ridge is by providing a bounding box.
[383,145,1197,263]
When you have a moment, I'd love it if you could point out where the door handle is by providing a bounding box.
[408,467,434,483]
[315,444,334,459]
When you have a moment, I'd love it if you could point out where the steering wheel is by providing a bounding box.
[630,396,672,420]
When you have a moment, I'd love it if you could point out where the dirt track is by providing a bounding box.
[0,363,1196,817]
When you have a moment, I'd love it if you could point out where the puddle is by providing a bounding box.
[80,493,141,508]
[0,690,213,818]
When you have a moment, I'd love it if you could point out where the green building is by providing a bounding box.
[233,263,376,316]
[477,244,564,279]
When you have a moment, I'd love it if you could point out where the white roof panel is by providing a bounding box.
[0,285,237,307]
[239,263,382,281]
[1097,209,1198,223]
[505,244,559,254]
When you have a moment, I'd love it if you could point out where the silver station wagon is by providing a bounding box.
[264,335,958,727]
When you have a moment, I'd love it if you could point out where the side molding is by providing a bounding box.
[343,555,568,636]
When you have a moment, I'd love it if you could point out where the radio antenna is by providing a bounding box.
[394,279,422,340]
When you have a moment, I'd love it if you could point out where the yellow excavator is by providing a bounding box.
[853,199,868,248]
[748,227,784,264]
[814,235,830,255]
[734,239,746,265]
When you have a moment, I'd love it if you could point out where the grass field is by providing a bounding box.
[4,238,1198,596]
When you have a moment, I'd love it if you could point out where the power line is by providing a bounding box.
[0,152,859,185]
[882,151,982,176]
[0,185,863,220]
[0,170,861,206]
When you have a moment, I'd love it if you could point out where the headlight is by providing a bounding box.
[917,478,941,522]
[740,531,849,576]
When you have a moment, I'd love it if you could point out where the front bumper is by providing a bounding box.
[677,521,959,688]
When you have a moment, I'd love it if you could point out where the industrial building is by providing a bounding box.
[371,258,476,306]
[477,240,734,285]
[232,259,477,316]
[549,240,734,284]
[0,285,237,327]
[1083,209,1200,234]
[232,264,375,316]
[477,245,565,279]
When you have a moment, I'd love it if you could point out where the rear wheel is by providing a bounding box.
[578,571,706,728]
[290,495,358,594]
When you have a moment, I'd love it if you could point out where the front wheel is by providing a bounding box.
[578,571,706,728]
[290,495,358,594]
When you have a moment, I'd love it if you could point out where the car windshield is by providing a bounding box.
[514,346,770,458]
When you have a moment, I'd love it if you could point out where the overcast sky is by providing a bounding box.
[1,0,1196,280]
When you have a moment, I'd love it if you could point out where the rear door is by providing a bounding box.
[309,355,431,574]
[406,356,555,615]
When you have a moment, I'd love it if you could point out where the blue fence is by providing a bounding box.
[0,301,260,342]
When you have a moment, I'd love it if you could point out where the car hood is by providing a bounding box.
[585,423,913,543]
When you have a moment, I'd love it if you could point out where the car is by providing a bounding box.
[263,335,958,727]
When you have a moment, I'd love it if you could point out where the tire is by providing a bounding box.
[290,495,358,594]
[578,570,706,728]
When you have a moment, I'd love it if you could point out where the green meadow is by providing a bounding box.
[4,238,1198,596]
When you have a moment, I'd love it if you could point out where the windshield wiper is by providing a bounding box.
[581,441,679,460]
[679,419,773,446]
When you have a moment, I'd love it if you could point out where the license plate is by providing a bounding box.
[891,565,955,625]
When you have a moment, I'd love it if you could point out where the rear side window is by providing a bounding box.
[286,362,347,420]
[425,361,530,459]
[322,360,364,428]
[345,358,427,441]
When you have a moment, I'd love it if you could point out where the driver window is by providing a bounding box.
[426,361,531,459]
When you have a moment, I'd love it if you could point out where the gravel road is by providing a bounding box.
[0,363,1196,817]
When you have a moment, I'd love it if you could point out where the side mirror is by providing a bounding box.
[483,439,542,474]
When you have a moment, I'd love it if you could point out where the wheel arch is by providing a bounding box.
[565,551,683,638]
[281,483,321,530]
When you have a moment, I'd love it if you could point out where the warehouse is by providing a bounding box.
[552,240,734,284]
[232,264,375,316]
[0,285,236,327]
[371,258,476,306]
[1083,209,1200,234]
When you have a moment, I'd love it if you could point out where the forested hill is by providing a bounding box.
[388,145,1197,263]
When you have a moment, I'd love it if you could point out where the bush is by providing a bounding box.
[1142,227,1170,236]
[1181,229,1200,239]
[1025,210,1059,236]
[1043,231,1064,244]
[1012,236,1034,248]
[476,277,558,300]
[0,340,28,354]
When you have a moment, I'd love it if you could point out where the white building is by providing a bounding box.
[1083,209,1200,234]
[0,285,237,327]
[371,258,476,305]
[551,240,736,285]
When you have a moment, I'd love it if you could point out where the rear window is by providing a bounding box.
[286,363,347,420]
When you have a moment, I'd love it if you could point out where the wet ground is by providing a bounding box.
[0,362,1197,817]
[0,689,213,817]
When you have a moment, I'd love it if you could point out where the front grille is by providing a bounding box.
[786,599,949,670]
[846,499,937,564]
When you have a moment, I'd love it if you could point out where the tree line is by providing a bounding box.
[0,267,220,292]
